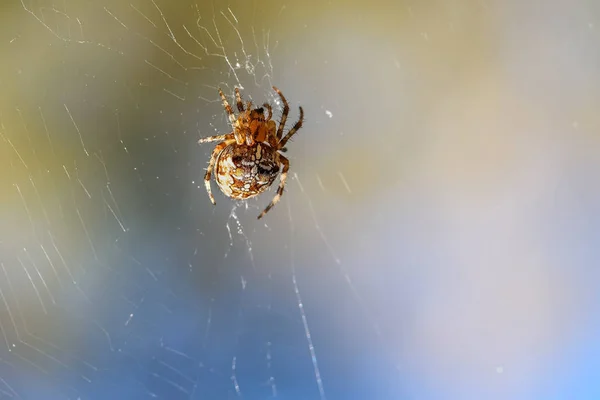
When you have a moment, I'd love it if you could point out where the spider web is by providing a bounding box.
[0,1,395,399]
[2,0,600,399]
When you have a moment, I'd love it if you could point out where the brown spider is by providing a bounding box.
[198,86,304,219]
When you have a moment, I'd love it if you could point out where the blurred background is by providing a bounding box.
[1,0,599,399]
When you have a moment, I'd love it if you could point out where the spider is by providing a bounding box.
[198,86,304,219]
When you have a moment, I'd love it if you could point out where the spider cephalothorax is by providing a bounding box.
[198,86,304,219]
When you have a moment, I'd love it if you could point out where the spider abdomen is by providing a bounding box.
[215,143,281,200]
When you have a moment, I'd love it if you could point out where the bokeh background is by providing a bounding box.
[1,0,599,399]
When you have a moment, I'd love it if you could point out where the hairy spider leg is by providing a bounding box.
[198,133,234,144]
[266,125,279,148]
[263,103,273,121]
[219,88,244,145]
[278,107,304,150]
[204,139,235,205]
[242,100,256,146]
[235,88,244,112]
[258,155,289,219]
[273,86,290,141]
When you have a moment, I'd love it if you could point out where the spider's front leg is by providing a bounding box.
[273,86,290,141]
[266,120,278,148]
[203,139,235,205]
[219,88,244,145]
[263,103,273,121]
[235,88,244,112]
[198,133,233,144]
[258,155,289,219]
[278,107,304,150]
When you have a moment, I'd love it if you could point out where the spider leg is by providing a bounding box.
[198,133,233,144]
[243,101,256,145]
[235,88,244,112]
[245,131,255,146]
[273,86,290,141]
[267,125,278,148]
[219,88,244,145]
[261,103,277,147]
[263,103,273,121]
[258,155,289,219]
[218,88,236,124]
[277,106,304,150]
[203,139,234,205]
